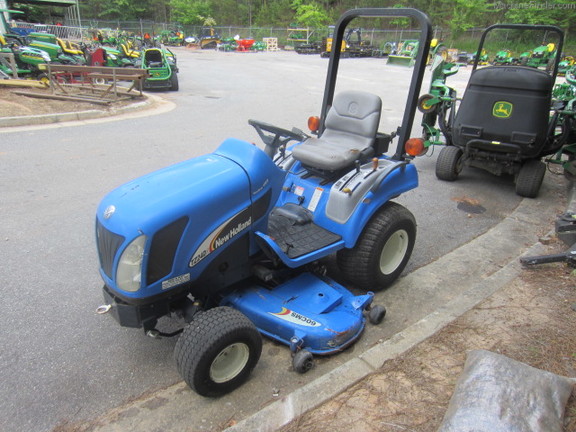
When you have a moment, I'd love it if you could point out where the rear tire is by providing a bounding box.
[337,202,416,291]
[515,159,546,198]
[436,146,464,181]
[170,72,179,91]
[174,306,262,397]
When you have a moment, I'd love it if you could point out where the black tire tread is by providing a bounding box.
[436,146,463,181]
[174,306,261,397]
[337,202,416,291]
[516,159,546,198]
[170,73,179,91]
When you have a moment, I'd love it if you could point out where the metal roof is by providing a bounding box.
[11,0,77,7]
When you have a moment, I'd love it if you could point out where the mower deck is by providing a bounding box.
[221,272,372,355]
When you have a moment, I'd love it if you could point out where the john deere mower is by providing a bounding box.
[519,43,556,70]
[0,33,51,81]
[136,46,179,91]
[411,24,572,198]
[95,8,432,397]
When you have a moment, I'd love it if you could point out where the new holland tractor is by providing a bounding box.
[95,8,432,397]
[410,24,572,198]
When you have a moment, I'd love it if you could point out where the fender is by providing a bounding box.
[322,159,418,247]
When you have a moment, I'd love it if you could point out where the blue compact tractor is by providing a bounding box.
[95,8,432,397]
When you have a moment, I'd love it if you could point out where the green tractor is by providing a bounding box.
[492,49,515,65]
[558,55,575,76]
[387,38,448,66]
[518,43,556,69]
[26,32,84,64]
[134,47,178,91]
[101,42,140,67]
[160,30,184,46]
[387,39,419,66]
[0,33,51,81]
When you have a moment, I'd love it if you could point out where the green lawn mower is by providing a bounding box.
[409,24,573,198]
[519,42,556,70]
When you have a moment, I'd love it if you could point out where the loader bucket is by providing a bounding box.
[387,55,415,66]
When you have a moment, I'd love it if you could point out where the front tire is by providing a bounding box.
[337,202,416,291]
[436,146,464,181]
[515,159,546,198]
[174,306,262,397]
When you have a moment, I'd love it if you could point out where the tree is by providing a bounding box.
[169,0,213,25]
[254,0,293,27]
[503,0,576,40]
[447,0,494,37]
[291,0,330,28]
[87,0,149,20]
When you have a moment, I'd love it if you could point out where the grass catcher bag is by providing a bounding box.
[437,349,575,432]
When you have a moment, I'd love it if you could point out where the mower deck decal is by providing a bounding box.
[270,307,321,327]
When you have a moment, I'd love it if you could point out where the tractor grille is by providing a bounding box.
[147,217,188,285]
[96,219,125,279]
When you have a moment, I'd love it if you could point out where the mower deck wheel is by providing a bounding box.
[368,305,387,325]
[293,349,314,373]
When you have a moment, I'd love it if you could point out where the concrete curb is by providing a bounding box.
[0,93,159,128]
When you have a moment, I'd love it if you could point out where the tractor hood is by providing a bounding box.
[98,152,244,235]
[96,138,285,298]
[97,139,283,236]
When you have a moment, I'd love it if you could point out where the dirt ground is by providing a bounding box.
[280,239,576,432]
[0,85,139,117]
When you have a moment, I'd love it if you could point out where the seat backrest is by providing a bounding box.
[453,66,553,156]
[145,49,163,65]
[291,90,382,171]
[322,90,382,147]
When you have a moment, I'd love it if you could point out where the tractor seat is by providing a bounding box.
[292,90,382,171]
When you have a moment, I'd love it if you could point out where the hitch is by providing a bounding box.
[520,212,576,267]
[520,244,576,267]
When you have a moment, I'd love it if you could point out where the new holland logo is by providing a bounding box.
[270,307,321,327]
[492,101,513,119]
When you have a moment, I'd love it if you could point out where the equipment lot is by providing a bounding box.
[0,48,570,432]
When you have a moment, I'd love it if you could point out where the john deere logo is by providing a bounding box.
[493,101,513,118]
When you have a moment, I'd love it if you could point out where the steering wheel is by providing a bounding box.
[248,119,306,157]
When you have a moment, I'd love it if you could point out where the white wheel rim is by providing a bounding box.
[209,342,250,384]
[379,229,409,275]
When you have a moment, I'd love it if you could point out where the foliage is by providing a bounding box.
[168,0,213,26]
[290,0,330,28]
[447,0,496,36]
[43,0,576,49]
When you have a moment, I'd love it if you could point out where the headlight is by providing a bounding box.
[41,52,51,62]
[108,53,117,60]
[116,235,147,292]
